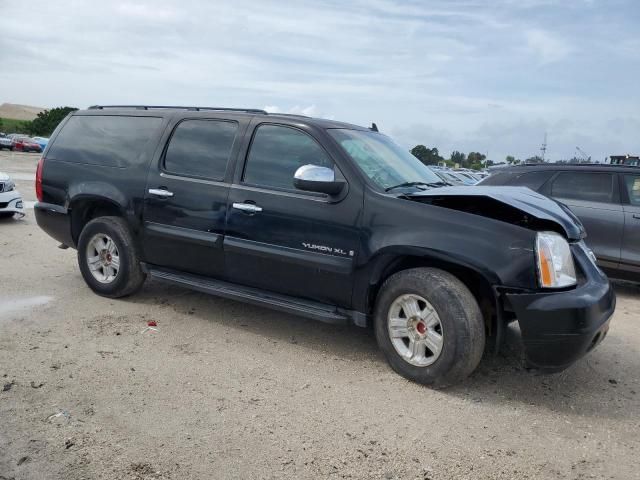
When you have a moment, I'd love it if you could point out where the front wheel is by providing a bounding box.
[77,216,146,298]
[374,268,485,388]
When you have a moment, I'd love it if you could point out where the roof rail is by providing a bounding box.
[87,105,268,114]
[268,112,311,118]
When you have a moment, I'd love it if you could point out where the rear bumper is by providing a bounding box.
[506,243,616,371]
[34,202,74,247]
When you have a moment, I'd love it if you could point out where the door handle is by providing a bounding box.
[148,188,174,198]
[233,202,262,213]
[633,214,640,220]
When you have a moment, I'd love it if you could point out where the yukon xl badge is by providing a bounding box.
[302,242,354,257]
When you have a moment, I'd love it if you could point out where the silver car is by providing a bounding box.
[480,164,640,282]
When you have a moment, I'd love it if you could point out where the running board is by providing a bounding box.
[147,267,349,324]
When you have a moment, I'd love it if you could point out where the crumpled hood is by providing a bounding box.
[406,185,585,240]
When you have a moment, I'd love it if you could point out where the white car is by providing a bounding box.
[0,172,25,218]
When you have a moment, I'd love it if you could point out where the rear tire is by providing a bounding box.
[374,268,485,388]
[77,216,146,298]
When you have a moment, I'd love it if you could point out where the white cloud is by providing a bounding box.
[0,0,637,161]
[524,29,574,65]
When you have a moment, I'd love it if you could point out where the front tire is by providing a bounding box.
[374,268,485,388]
[77,216,146,298]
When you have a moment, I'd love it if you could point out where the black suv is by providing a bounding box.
[480,164,640,282]
[35,106,615,387]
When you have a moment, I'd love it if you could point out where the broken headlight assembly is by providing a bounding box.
[535,231,577,289]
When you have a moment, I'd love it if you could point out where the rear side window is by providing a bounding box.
[510,170,555,190]
[624,175,640,206]
[243,124,333,190]
[164,119,238,180]
[47,115,162,167]
[550,172,614,203]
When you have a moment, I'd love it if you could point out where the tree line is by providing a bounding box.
[410,145,557,169]
[0,107,78,137]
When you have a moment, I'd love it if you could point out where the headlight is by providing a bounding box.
[535,231,577,288]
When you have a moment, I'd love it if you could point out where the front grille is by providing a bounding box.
[0,202,8,209]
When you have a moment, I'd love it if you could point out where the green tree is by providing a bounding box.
[0,118,4,132]
[506,155,515,164]
[28,107,78,136]
[466,151,486,169]
[450,150,465,167]
[410,145,444,166]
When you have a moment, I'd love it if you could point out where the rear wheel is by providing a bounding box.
[374,268,485,388]
[77,216,146,298]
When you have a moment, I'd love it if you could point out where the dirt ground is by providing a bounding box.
[0,151,638,480]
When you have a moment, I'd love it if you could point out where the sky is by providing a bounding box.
[1,0,639,162]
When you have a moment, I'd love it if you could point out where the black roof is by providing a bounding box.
[82,105,368,131]
[493,163,640,173]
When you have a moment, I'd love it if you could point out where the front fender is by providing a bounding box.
[352,191,541,315]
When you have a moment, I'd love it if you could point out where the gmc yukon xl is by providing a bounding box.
[34,105,615,387]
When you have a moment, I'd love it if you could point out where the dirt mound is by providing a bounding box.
[0,103,46,120]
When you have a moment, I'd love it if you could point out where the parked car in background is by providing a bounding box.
[0,134,15,150]
[438,170,475,185]
[32,136,49,151]
[0,171,24,218]
[480,164,640,282]
[456,171,481,184]
[12,136,43,153]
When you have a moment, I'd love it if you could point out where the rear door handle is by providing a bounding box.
[148,188,174,198]
[232,202,262,213]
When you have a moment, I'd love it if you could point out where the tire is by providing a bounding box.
[77,216,146,298]
[374,268,485,388]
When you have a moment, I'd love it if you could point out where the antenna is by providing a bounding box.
[540,132,547,161]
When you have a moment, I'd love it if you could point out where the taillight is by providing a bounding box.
[35,156,44,202]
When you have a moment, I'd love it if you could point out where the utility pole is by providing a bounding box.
[540,132,547,162]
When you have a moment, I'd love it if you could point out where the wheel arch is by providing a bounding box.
[362,249,499,336]
[69,195,127,245]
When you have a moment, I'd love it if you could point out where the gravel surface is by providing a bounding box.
[1,151,638,479]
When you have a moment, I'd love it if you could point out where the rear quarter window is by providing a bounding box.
[46,115,162,167]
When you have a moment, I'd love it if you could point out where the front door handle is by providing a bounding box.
[233,202,262,213]
[149,188,174,198]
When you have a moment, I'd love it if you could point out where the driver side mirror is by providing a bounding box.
[293,164,345,196]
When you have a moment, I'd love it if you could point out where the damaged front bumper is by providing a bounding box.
[504,242,615,372]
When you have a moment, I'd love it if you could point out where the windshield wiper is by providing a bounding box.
[385,181,444,192]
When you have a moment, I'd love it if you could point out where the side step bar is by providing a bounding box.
[147,267,349,324]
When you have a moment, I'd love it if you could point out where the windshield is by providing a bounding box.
[328,129,443,191]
